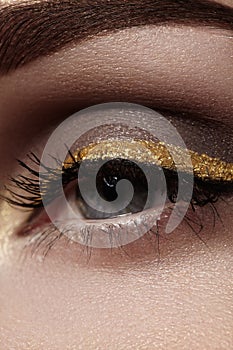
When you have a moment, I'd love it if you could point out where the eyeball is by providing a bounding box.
[39,102,194,248]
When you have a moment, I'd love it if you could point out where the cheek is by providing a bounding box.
[0,198,232,349]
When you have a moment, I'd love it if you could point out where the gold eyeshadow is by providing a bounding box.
[64,139,233,182]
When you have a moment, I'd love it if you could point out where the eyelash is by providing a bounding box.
[3,150,232,259]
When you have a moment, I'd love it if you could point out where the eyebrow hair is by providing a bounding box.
[0,0,232,74]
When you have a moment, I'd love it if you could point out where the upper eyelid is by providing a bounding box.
[2,10,231,176]
[0,24,232,126]
[0,0,233,74]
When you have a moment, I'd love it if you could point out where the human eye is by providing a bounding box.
[0,1,233,349]
[2,100,233,261]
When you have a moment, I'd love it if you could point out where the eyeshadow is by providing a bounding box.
[64,139,233,183]
[163,113,233,163]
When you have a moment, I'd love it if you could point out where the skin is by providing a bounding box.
[0,1,233,349]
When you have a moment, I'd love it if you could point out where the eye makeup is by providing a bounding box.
[0,126,231,257]
[3,130,232,226]
[0,18,231,258]
[64,139,233,182]
[1,86,232,254]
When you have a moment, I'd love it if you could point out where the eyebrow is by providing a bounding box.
[0,0,233,74]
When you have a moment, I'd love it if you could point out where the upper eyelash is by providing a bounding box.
[2,151,233,211]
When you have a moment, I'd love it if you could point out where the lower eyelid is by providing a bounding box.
[14,197,232,267]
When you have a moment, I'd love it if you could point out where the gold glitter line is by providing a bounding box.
[64,139,233,182]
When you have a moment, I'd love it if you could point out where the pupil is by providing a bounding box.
[75,158,154,219]
[95,159,149,215]
[102,176,119,201]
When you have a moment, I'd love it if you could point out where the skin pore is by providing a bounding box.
[0,0,233,349]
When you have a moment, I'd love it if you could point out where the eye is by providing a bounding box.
[3,103,233,257]
[1,12,232,265]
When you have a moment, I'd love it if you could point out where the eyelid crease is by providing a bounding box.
[64,139,233,182]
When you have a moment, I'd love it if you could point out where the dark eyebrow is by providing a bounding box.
[0,0,233,74]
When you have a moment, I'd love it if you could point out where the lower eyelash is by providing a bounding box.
[18,196,227,263]
[17,193,228,262]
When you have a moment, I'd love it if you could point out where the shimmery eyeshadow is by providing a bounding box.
[64,139,233,182]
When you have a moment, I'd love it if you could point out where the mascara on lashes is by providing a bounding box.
[4,137,233,213]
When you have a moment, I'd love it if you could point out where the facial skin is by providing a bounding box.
[0,0,233,349]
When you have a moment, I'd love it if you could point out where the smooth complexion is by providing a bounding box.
[0,1,232,349]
